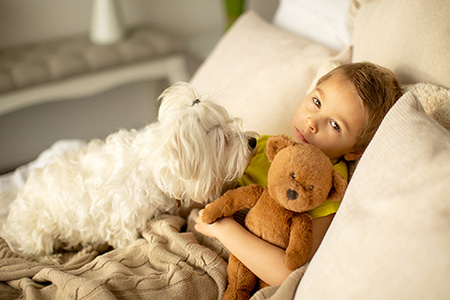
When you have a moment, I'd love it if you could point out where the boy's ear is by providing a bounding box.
[266,135,296,162]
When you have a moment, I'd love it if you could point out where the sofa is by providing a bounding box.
[0,0,449,299]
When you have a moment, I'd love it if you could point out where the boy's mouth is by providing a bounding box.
[295,128,309,144]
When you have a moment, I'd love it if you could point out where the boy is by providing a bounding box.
[194,62,403,286]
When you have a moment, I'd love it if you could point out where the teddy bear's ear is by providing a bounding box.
[327,170,348,202]
[266,135,297,162]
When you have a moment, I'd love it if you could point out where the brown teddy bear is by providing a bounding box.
[202,135,348,300]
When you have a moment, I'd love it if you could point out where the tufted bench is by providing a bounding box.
[0,27,189,116]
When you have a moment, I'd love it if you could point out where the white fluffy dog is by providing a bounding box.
[1,82,256,261]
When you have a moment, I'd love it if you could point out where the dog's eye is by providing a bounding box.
[290,173,296,179]
[308,185,314,191]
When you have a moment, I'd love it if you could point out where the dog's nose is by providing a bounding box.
[286,189,298,200]
[248,137,257,150]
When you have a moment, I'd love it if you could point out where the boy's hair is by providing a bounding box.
[317,62,403,154]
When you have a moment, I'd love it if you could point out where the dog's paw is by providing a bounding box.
[37,253,63,265]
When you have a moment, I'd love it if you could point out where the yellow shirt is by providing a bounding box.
[237,135,348,219]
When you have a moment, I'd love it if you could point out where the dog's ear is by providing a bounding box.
[266,135,296,162]
[160,117,208,181]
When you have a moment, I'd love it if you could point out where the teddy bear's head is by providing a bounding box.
[266,135,347,213]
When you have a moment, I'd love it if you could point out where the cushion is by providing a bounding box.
[190,11,351,136]
[273,0,353,51]
[351,0,450,89]
[294,92,450,299]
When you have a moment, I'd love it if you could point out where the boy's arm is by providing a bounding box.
[195,212,335,286]
[195,212,292,286]
[307,213,334,261]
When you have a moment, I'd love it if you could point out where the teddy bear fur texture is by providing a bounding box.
[202,135,348,300]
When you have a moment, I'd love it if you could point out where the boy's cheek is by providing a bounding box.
[309,138,334,156]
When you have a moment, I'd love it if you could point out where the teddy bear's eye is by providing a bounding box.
[290,173,296,179]
[308,185,314,191]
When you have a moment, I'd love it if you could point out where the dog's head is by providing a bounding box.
[151,82,257,206]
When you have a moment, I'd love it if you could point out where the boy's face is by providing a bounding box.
[291,74,365,161]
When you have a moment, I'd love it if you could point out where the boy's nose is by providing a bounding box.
[306,118,318,134]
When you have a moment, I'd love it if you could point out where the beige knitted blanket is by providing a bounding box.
[0,214,228,300]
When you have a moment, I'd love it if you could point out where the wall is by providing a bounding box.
[0,0,278,49]
[0,0,278,173]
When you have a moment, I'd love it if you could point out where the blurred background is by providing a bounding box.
[0,0,278,174]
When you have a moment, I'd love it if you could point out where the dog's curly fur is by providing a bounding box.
[1,82,256,261]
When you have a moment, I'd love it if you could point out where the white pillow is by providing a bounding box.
[190,11,350,136]
[295,92,450,299]
[273,0,352,51]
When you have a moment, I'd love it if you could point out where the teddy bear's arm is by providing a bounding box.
[202,185,265,224]
[284,213,313,271]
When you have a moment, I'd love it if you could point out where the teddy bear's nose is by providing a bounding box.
[286,189,298,200]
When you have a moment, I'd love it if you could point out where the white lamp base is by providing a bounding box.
[89,0,124,45]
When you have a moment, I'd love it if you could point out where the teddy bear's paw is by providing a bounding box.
[285,253,307,271]
[201,207,221,224]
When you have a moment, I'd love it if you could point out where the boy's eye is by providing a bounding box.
[330,120,341,132]
[313,97,321,108]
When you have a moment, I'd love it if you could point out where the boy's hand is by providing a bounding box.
[194,209,233,239]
